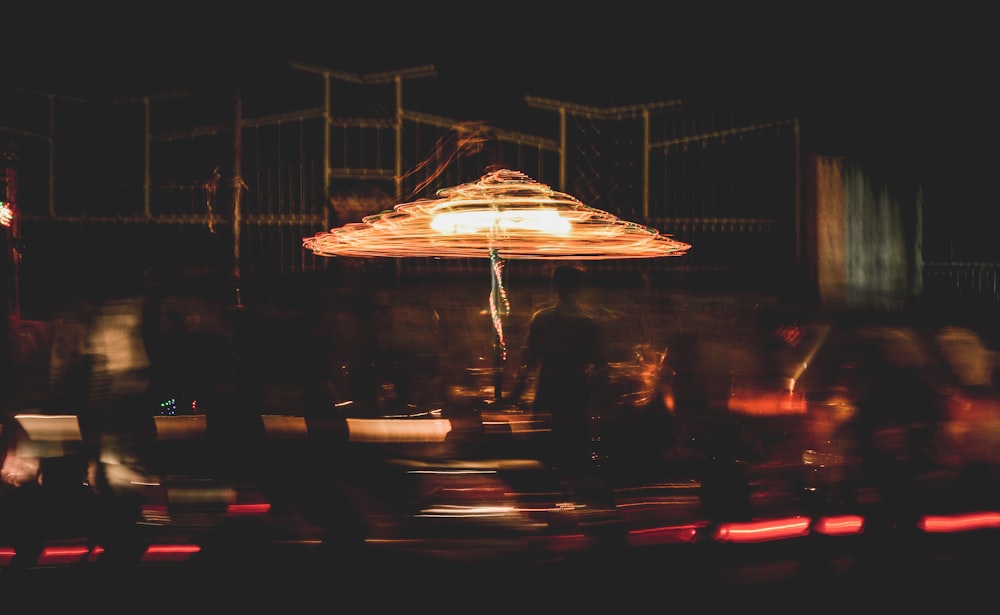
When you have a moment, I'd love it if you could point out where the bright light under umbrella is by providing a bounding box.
[302,168,691,398]
[430,208,571,236]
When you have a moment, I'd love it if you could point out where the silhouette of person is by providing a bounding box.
[508,265,609,474]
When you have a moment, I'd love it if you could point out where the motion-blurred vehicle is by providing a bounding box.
[716,310,1000,573]
[114,408,274,566]
[0,412,138,569]
[272,346,713,567]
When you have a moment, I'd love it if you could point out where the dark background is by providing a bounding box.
[5,4,997,231]
[8,8,995,146]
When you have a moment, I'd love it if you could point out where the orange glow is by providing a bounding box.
[813,515,865,536]
[303,169,691,260]
[712,517,811,542]
[918,511,1000,533]
[727,389,807,416]
[0,202,12,227]
[346,417,452,442]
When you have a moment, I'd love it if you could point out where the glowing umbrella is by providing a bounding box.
[303,168,690,397]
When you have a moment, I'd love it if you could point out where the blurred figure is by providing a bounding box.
[508,265,609,475]
[933,326,1000,503]
[846,325,949,531]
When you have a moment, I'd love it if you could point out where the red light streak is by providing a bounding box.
[918,511,1000,533]
[627,524,703,546]
[141,544,202,563]
[38,545,90,565]
[712,517,812,543]
[813,515,865,536]
[227,502,272,515]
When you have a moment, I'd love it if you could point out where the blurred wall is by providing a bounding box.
[810,154,923,311]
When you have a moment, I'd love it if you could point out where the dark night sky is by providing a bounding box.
[6,4,997,208]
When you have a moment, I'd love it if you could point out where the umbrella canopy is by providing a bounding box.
[303,168,691,399]
[302,169,691,260]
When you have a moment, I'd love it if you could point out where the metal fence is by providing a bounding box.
[924,262,1000,306]
[2,61,869,317]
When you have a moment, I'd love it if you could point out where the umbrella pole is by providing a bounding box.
[489,249,510,400]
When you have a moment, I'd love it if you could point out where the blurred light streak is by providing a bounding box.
[389,458,544,471]
[813,515,865,536]
[518,503,579,514]
[141,503,170,524]
[0,202,13,226]
[154,414,208,439]
[712,517,812,542]
[346,418,452,442]
[727,389,807,416]
[400,123,490,198]
[802,449,850,466]
[627,524,703,546]
[261,415,309,438]
[226,503,272,516]
[918,511,1000,533]
[101,461,148,492]
[417,504,517,518]
[407,469,498,475]
[480,410,550,434]
[615,496,702,508]
[791,321,832,382]
[38,545,90,566]
[14,414,82,441]
[167,486,236,505]
[490,249,510,361]
[140,544,202,563]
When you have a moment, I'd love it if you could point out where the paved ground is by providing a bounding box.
[3,534,997,611]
